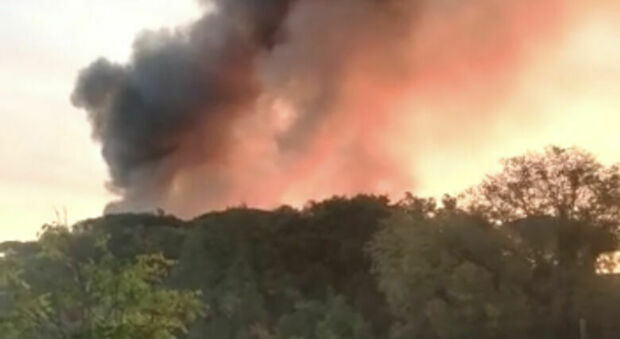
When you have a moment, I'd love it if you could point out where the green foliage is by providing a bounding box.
[368,147,620,339]
[0,225,205,339]
[369,205,531,339]
[271,295,374,339]
[0,261,51,338]
[3,146,620,339]
[467,146,620,338]
[170,196,391,338]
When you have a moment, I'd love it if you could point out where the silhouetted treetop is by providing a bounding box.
[468,146,620,229]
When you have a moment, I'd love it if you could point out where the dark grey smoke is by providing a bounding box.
[72,0,299,212]
[72,0,566,215]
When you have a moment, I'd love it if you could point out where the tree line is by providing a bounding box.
[2,146,620,339]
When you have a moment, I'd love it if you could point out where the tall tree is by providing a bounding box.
[468,146,620,229]
[369,200,532,339]
[467,146,620,338]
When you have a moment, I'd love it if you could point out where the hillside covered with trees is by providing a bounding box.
[2,146,620,339]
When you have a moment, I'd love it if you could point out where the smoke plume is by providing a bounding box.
[72,0,582,216]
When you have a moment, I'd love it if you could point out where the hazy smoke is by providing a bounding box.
[72,0,575,216]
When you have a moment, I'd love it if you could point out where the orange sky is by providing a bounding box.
[411,2,620,197]
[0,0,619,241]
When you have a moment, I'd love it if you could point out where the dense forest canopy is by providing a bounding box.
[2,146,620,339]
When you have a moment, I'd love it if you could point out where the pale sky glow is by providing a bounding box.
[1,1,619,242]
[0,0,201,241]
[411,6,620,198]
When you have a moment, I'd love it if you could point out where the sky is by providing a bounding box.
[0,0,201,240]
[409,4,620,196]
[1,0,619,241]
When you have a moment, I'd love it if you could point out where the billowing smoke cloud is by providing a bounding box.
[72,0,580,216]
